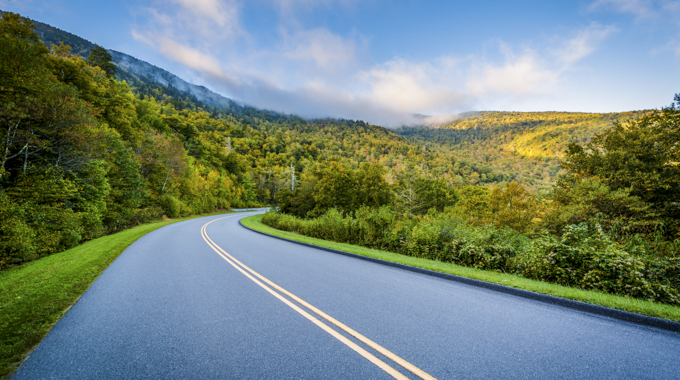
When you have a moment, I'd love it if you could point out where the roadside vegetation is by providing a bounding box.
[246,214,680,322]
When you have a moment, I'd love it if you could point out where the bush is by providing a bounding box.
[263,210,680,305]
[158,194,182,218]
[0,193,36,269]
[519,224,660,300]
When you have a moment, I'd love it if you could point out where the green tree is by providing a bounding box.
[557,100,680,238]
[86,45,117,78]
[103,139,149,232]
[489,181,538,233]
[241,173,256,205]
[0,12,51,181]
[354,162,393,209]
[8,170,83,256]
[275,166,319,217]
[313,162,355,216]
[413,178,456,215]
[454,186,492,225]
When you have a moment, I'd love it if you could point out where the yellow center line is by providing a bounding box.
[201,215,436,380]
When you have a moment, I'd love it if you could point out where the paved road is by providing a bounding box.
[13,212,680,379]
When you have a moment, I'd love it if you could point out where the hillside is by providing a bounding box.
[20,12,240,112]
[394,111,651,193]
[19,11,652,194]
[3,10,660,199]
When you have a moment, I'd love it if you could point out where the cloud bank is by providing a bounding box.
[131,0,618,127]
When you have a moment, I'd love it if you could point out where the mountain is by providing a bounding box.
[24,14,240,111]
[394,110,651,193]
[10,10,653,194]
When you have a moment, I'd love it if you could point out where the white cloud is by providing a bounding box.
[359,58,465,112]
[139,0,244,44]
[154,38,229,80]
[282,28,357,72]
[128,1,620,126]
[168,0,235,27]
[466,48,557,98]
[557,23,618,67]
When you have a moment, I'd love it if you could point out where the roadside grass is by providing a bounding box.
[0,211,231,379]
[242,214,680,323]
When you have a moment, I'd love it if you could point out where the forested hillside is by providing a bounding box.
[0,12,449,269]
[395,111,650,193]
[21,10,653,195]
[21,11,240,112]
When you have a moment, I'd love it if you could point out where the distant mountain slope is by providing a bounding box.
[399,111,650,158]
[23,13,240,111]
[108,50,241,111]
[394,110,651,193]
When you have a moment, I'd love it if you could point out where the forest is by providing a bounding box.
[1,11,678,308]
[265,102,680,305]
[0,12,454,269]
[395,110,651,194]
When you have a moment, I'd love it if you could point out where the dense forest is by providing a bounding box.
[395,111,651,194]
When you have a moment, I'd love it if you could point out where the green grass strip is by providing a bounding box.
[242,214,680,323]
[0,211,231,379]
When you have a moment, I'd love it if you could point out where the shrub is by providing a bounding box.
[0,193,36,269]
[262,210,679,305]
[158,194,182,218]
[519,224,657,299]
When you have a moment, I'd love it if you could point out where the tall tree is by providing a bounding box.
[86,45,117,78]
[556,99,680,237]
[313,162,355,215]
[354,162,393,209]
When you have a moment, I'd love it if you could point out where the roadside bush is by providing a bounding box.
[263,210,680,305]
[158,194,182,218]
[0,192,36,269]
[354,206,397,248]
[518,224,665,301]
[641,257,680,304]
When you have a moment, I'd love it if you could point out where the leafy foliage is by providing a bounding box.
[554,107,680,239]
[85,45,116,78]
[396,111,649,193]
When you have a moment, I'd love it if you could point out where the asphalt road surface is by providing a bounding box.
[13,212,680,379]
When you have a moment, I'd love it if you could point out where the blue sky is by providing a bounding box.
[2,0,679,126]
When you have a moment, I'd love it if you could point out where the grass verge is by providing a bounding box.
[242,214,680,323]
[0,211,231,379]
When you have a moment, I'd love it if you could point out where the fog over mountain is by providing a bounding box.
[22,13,244,112]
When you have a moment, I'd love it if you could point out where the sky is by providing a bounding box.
[2,0,679,126]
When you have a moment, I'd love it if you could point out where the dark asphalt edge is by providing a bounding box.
[239,218,680,334]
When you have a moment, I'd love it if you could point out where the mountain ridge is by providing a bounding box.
[9,10,242,112]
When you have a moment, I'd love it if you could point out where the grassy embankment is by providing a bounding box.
[0,211,232,379]
[242,214,680,323]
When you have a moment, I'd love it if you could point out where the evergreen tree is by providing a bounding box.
[86,45,116,78]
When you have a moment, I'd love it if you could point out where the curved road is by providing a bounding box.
[13,212,680,379]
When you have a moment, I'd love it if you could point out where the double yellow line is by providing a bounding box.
[201,216,436,380]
